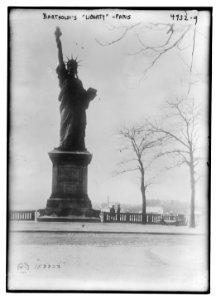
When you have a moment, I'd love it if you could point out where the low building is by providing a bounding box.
[146,206,163,214]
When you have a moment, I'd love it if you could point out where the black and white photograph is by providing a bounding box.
[7,6,211,292]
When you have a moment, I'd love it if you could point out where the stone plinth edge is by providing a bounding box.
[48,150,92,166]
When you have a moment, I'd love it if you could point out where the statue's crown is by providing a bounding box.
[66,55,80,69]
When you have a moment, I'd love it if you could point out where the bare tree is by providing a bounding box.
[150,97,201,228]
[118,124,167,223]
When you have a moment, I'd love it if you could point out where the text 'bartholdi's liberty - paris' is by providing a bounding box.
[42,13,132,21]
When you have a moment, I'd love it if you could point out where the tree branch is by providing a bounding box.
[137,25,191,79]
[188,25,197,96]
[150,124,190,149]
[95,23,141,46]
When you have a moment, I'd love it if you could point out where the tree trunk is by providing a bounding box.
[140,167,147,224]
[189,153,196,228]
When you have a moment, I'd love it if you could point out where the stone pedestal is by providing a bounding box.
[38,150,100,222]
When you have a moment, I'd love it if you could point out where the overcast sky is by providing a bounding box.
[9,8,210,210]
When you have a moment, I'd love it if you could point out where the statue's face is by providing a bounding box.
[68,65,76,74]
[67,60,78,76]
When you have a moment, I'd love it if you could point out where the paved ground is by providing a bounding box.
[8,222,208,292]
[9,221,206,235]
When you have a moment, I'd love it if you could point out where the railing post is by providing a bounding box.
[126,213,130,223]
[100,212,104,223]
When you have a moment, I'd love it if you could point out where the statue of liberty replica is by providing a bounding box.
[38,27,100,221]
[55,27,97,151]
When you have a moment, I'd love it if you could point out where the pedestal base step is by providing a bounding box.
[37,215,101,222]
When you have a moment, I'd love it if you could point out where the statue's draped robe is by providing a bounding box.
[57,65,91,151]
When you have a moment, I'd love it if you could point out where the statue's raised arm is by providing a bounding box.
[55,27,64,67]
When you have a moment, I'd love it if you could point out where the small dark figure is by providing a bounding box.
[54,27,97,151]
[110,205,115,221]
[117,204,121,221]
